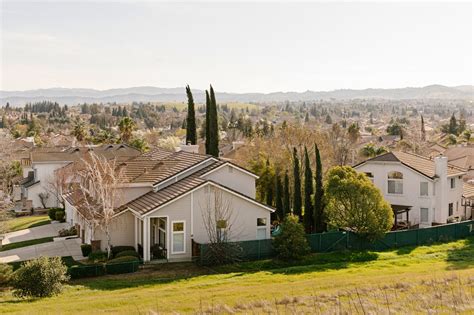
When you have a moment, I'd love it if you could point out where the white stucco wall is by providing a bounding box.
[27,162,70,208]
[202,165,257,198]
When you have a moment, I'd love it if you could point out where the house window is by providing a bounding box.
[216,219,228,241]
[158,218,166,249]
[450,178,456,189]
[171,221,185,254]
[448,203,453,216]
[365,172,374,183]
[256,218,267,240]
[387,171,403,194]
[420,182,428,196]
[420,208,429,224]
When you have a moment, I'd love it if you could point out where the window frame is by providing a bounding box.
[448,203,454,217]
[256,217,267,240]
[387,171,403,195]
[171,220,186,254]
[420,207,429,224]
[420,182,429,197]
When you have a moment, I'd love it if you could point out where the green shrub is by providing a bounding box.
[111,246,136,257]
[68,264,105,279]
[115,250,139,258]
[88,251,107,263]
[273,214,310,261]
[11,256,69,298]
[0,263,13,286]
[81,244,92,257]
[107,256,140,263]
[55,211,65,222]
[58,226,77,237]
[48,208,61,220]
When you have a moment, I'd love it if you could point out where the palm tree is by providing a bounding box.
[361,143,387,158]
[73,118,87,142]
[118,117,136,143]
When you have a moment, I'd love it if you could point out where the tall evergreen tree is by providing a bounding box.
[185,85,197,145]
[303,146,314,233]
[283,170,291,217]
[275,173,284,220]
[266,160,274,208]
[205,90,211,153]
[293,147,302,220]
[207,85,219,157]
[421,114,426,141]
[314,144,326,233]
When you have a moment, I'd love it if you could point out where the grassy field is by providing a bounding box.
[6,215,50,233]
[0,237,53,252]
[0,237,473,314]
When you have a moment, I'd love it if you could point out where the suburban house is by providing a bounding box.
[64,147,274,262]
[16,144,140,211]
[354,151,470,228]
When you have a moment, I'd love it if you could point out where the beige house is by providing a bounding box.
[64,148,273,262]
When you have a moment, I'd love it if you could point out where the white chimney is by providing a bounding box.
[179,144,199,154]
[434,155,448,223]
[434,155,448,178]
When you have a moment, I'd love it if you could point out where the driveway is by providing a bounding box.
[2,222,70,245]
[0,238,83,263]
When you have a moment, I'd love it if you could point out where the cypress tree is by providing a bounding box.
[293,147,302,220]
[283,170,291,217]
[205,90,211,153]
[208,85,219,157]
[275,173,284,220]
[303,146,314,233]
[185,85,197,145]
[314,144,326,233]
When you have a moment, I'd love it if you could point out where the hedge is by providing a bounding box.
[115,250,139,258]
[106,260,140,275]
[111,246,136,257]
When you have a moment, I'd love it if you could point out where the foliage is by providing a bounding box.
[111,246,136,257]
[115,250,139,258]
[107,256,140,263]
[58,226,77,237]
[282,171,291,218]
[313,144,326,233]
[129,137,149,152]
[73,118,87,142]
[0,263,13,286]
[292,148,302,220]
[55,210,65,222]
[88,251,108,263]
[207,85,219,157]
[156,136,181,150]
[273,214,310,260]
[185,85,197,145]
[386,123,403,137]
[118,117,136,143]
[274,174,283,220]
[324,166,393,240]
[303,146,313,232]
[81,244,92,257]
[48,208,63,220]
[360,143,387,158]
[11,256,69,298]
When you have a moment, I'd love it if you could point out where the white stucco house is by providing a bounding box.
[354,151,468,228]
[17,144,140,210]
[64,148,274,262]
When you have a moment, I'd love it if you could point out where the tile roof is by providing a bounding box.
[355,151,466,179]
[30,144,140,162]
[463,182,474,199]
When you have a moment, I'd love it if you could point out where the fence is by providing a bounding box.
[196,220,474,264]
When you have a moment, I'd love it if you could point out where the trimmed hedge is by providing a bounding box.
[69,264,105,279]
[111,246,136,258]
[107,256,140,263]
[81,244,92,257]
[115,250,139,258]
[48,208,63,221]
[55,211,65,222]
[88,251,107,263]
[106,259,139,275]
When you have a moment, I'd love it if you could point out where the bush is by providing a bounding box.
[55,210,65,222]
[115,250,139,258]
[107,255,140,263]
[88,251,107,263]
[81,244,92,257]
[11,256,69,298]
[0,263,13,286]
[48,208,61,220]
[58,226,77,237]
[111,246,136,257]
[273,214,310,261]
[69,264,105,279]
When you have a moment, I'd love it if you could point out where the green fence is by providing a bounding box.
[196,220,474,264]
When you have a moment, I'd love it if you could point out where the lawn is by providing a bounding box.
[0,237,54,252]
[0,237,473,314]
[6,215,51,233]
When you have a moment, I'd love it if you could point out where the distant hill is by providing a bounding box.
[1,84,472,106]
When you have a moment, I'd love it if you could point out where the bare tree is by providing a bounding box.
[72,152,124,258]
[200,187,242,265]
[46,166,74,209]
[38,192,50,209]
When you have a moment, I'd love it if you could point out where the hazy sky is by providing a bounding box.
[1,1,472,93]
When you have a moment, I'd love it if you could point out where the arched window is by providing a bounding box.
[387,171,403,194]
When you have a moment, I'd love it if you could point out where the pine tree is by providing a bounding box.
[265,159,274,207]
[208,85,219,157]
[283,171,291,217]
[303,146,314,233]
[293,147,302,220]
[275,173,284,220]
[205,90,211,153]
[314,144,326,233]
[185,85,197,145]
[421,114,426,141]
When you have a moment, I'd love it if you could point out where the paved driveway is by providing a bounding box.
[0,238,83,263]
[2,222,70,245]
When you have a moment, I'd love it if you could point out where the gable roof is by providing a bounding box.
[354,151,466,179]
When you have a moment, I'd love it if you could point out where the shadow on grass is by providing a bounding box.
[446,236,474,270]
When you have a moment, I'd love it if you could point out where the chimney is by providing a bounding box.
[434,155,448,178]
[179,144,199,154]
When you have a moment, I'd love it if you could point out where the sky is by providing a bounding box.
[0,1,472,93]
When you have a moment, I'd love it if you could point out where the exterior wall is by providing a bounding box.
[202,165,256,198]
[116,186,153,207]
[27,162,70,208]
[447,175,464,219]
[355,162,435,227]
[26,183,44,209]
[145,184,271,262]
[94,211,136,251]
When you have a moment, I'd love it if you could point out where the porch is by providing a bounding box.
[134,216,169,262]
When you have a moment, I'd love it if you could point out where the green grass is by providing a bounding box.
[0,236,54,252]
[0,237,473,314]
[6,215,51,233]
